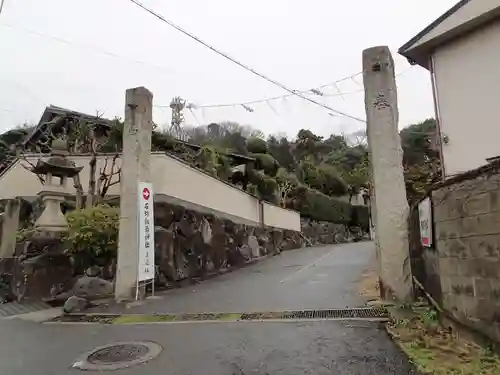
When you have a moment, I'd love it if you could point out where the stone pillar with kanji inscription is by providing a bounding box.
[115,87,153,301]
[363,46,412,301]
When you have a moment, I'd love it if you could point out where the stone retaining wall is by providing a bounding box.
[153,201,304,286]
[300,218,350,245]
[430,169,500,343]
[153,202,355,287]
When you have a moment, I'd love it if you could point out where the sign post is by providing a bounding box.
[418,197,432,248]
[136,181,155,299]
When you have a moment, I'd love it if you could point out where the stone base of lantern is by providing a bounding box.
[15,230,73,301]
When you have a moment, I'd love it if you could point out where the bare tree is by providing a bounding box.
[18,112,121,209]
[276,179,293,208]
[96,153,121,204]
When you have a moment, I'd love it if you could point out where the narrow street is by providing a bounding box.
[0,242,420,374]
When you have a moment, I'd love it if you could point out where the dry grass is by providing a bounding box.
[387,306,500,375]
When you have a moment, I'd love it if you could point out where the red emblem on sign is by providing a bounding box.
[142,188,150,200]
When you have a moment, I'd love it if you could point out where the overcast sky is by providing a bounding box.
[0,0,457,138]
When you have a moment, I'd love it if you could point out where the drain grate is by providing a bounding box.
[240,308,387,321]
[52,307,388,324]
[73,341,162,371]
[0,301,52,318]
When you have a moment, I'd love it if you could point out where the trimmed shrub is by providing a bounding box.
[289,187,352,224]
[64,204,119,268]
[251,153,280,176]
[247,137,269,154]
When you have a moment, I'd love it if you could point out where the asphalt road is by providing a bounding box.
[0,242,421,375]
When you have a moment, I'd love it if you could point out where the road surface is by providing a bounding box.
[0,242,421,375]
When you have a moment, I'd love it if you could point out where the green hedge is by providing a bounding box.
[290,188,352,224]
[286,187,369,227]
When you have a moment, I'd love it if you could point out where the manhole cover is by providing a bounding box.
[72,341,162,371]
[88,343,150,364]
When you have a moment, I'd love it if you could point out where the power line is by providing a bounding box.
[0,23,177,75]
[127,0,366,123]
[154,67,414,111]
[155,72,363,109]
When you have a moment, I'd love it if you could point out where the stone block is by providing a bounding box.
[462,192,490,216]
[431,201,447,223]
[493,324,500,342]
[463,212,500,237]
[450,276,475,297]
[490,190,500,212]
[468,259,500,279]
[436,219,465,241]
[432,186,452,202]
[467,235,500,258]
[475,298,497,322]
[459,295,478,319]
[479,174,500,193]
[442,292,460,314]
[474,278,492,298]
[491,280,500,302]
[436,238,468,258]
[438,257,460,276]
[440,276,452,294]
[457,259,480,278]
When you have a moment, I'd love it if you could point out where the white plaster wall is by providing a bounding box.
[262,202,301,231]
[0,152,300,230]
[154,154,262,225]
[0,154,130,198]
[433,19,500,177]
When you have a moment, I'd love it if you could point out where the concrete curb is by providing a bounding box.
[4,307,63,322]
[46,317,390,326]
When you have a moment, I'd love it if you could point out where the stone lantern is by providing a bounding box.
[30,138,83,234]
[17,137,84,301]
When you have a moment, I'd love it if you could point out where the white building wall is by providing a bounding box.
[0,152,300,231]
[433,19,500,176]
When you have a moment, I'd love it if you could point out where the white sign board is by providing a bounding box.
[138,182,155,281]
[418,197,432,248]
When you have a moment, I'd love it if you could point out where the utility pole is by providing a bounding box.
[363,46,412,301]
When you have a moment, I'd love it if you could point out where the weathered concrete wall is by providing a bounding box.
[433,170,500,342]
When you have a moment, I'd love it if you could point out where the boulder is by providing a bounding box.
[201,217,213,245]
[63,296,88,314]
[247,235,260,258]
[72,276,113,300]
[238,244,252,260]
[85,265,101,277]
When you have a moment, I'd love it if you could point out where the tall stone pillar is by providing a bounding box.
[362,46,412,301]
[115,87,153,301]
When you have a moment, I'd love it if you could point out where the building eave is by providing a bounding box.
[398,0,471,55]
[398,0,500,70]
